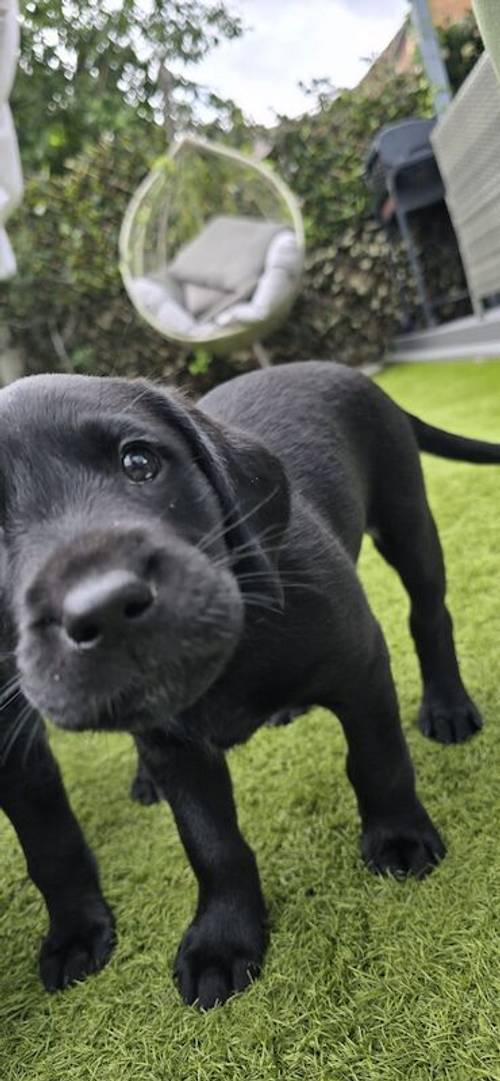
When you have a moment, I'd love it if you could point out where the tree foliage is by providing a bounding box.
[14,0,243,173]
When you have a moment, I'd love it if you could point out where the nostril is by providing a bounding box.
[71,619,101,646]
[124,594,152,620]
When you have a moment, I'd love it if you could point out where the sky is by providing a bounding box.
[184,0,411,125]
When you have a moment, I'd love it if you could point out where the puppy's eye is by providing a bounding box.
[121,443,161,483]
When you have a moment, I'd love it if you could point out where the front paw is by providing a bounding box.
[174,899,267,1009]
[362,814,446,880]
[418,691,482,744]
[39,898,115,991]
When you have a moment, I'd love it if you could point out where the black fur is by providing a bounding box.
[0,360,496,1005]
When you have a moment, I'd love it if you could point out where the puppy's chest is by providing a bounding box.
[180,602,331,748]
[180,663,309,750]
[181,692,268,749]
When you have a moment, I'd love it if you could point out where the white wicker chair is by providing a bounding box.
[119,135,305,355]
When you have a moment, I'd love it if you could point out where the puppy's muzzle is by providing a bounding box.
[16,523,244,731]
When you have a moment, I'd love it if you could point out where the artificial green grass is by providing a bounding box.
[1,360,500,1081]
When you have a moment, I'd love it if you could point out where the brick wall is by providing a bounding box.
[360,0,475,93]
[429,0,472,26]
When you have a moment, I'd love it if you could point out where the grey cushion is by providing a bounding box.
[168,215,285,294]
[183,282,226,317]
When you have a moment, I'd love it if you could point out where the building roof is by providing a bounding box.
[359,0,473,93]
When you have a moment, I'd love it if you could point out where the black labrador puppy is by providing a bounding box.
[1,360,498,1006]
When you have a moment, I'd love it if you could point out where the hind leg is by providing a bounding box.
[131,741,161,805]
[266,706,305,727]
[318,568,445,878]
[372,469,481,744]
[337,638,446,878]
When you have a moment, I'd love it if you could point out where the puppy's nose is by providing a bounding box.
[62,570,154,647]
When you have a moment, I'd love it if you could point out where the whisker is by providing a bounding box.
[0,674,21,706]
[0,648,16,663]
[204,532,287,578]
[196,488,282,557]
[226,527,285,560]
[0,685,22,713]
[242,595,284,616]
[236,570,326,598]
[118,383,157,417]
[237,568,308,581]
[21,712,42,767]
[0,704,34,764]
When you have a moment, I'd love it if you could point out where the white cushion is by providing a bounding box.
[215,230,303,327]
[155,297,195,335]
[0,2,21,279]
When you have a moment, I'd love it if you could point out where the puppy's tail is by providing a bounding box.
[407,413,500,464]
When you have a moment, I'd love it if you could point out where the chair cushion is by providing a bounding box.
[168,215,286,294]
[214,230,303,327]
[128,225,303,341]
[130,276,195,334]
[183,282,226,317]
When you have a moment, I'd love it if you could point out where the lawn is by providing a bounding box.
[1,361,499,1081]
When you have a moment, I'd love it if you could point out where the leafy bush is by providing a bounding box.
[270,74,433,249]
[268,222,417,369]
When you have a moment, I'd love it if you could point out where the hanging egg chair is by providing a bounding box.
[119,134,305,355]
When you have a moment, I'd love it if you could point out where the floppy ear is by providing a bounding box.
[158,390,290,609]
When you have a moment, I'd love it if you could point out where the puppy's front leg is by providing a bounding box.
[0,710,114,990]
[137,731,267,1009]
